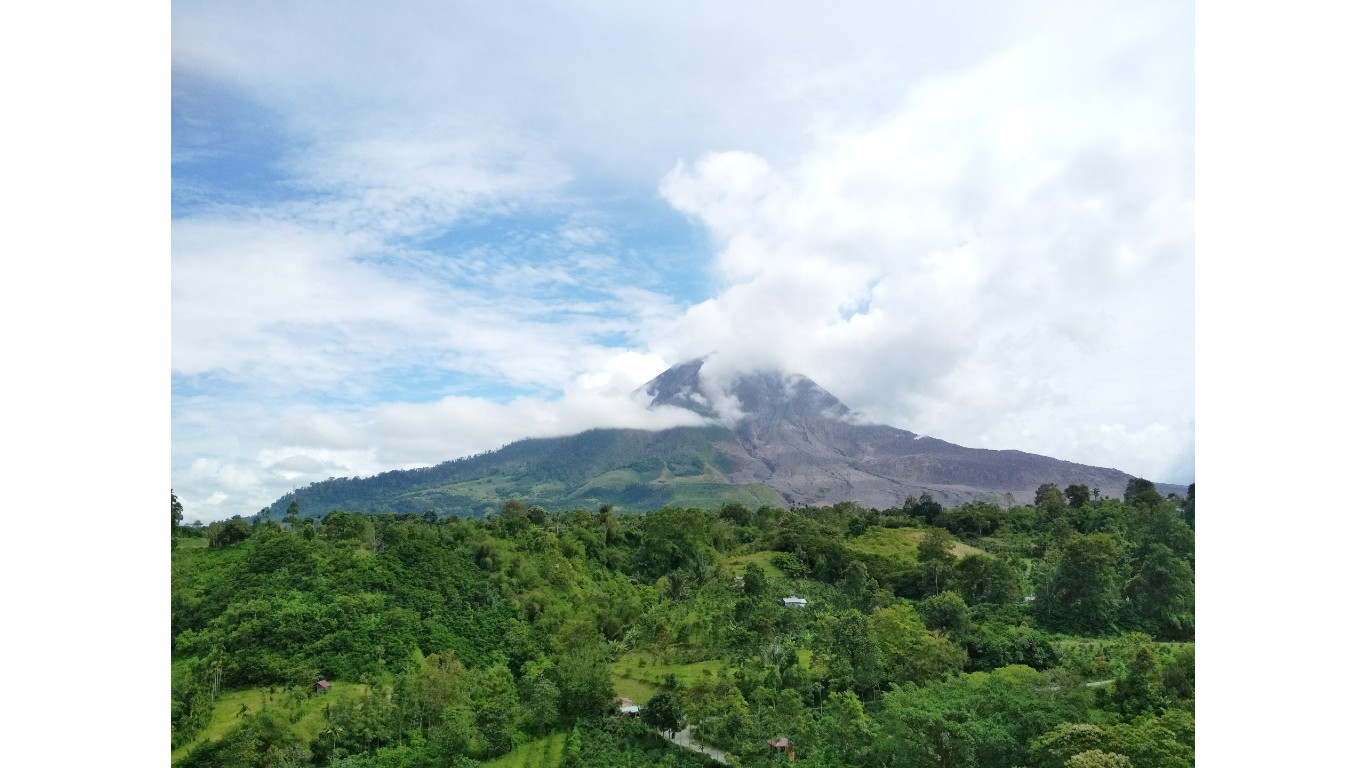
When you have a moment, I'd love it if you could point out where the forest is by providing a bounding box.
[171,479,1195,767]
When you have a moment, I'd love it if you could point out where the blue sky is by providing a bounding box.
[171,0,1194,521]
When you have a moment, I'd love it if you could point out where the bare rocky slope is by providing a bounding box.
[641,358,1184,509]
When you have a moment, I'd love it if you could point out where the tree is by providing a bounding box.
[554,621,614,718]
[172,491,184,534]
[905,492,944,523]
[321,510,373,542]
[815,691,876,766]
[210,516,253,548]
[1036,533,1127,634]
[873,667,1082,768]
[1123,541,1194,640]
[316,689,401,762]
[406,652,466,735]
[596,504,624,545]
[636,506,717,581]
[1123,505,1194,639]
[1161,645,1195,702]
[910,528,957,596]
[1111,642,1163,717]
[938,502,1006,537]
[917,590,971,640]
[684,676,752,751]
[951,553,1024,605]
[467,665,518,758]
[841,560,870,605]
[742,562,769,599]
[1030,723,1110,768]
[868,603,966,686]
[1036,483,1067,517]
[1027,721,1109,765]
[562,724,583,768]
[1123,478,1163,508]
[497,499,530,534]
[1064,484,1091,509]
[1182,483,1194,528]
[1066,750,1134,768]
[816,612,881,698]
[719,502,755,527]
[1101,710,1194,768]
[642,690,685,737]
[1031,713,1193,768]
[518,671,560,736]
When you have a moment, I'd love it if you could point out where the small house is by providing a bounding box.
[768,737,795,762]
[781,596,808,608]
[314,680,332,695]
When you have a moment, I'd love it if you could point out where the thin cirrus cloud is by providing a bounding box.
[172,1,1192,520]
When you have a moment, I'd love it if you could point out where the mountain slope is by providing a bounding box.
[642,362,1175,509]
[270,360,1183,518]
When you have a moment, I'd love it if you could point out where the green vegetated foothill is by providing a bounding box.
[171,479,1195,767]
[263,426,787,520]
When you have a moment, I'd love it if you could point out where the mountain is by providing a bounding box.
[269,359,1185,518]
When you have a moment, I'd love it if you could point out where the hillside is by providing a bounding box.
[270,360,1184,519]
[174,493,1195,767]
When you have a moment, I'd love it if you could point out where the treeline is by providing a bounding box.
[171,479,1194,767]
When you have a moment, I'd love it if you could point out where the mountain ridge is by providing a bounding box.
[269,360,1184,518]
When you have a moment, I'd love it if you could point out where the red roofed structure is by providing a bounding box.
[768,737,795,761]
[314,680,332,694]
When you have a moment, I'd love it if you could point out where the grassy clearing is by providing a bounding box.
[174,536,209,549]
[580,469,645,492]
[612,673,663,703]
[612,651,727,693]
[667,482,785,510]
[722,550,786,581]
[847,526,984,562]
[612,648,813,705]
[171,682,369,764]
[484,731,567,767]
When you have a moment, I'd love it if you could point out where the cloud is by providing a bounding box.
[174,351,708,521]
[171,1,1193,521]
[653,8,1192,482]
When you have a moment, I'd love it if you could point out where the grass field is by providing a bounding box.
[612,673,664,703]
[846,526,984,562]
[611,651,728,697]
[171,682,369,764]
[722,550,786,581]
[484,732,567,767]
[610,646,814,708]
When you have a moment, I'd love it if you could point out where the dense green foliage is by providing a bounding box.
[173,481,1193,766]
[264,427,783,519]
